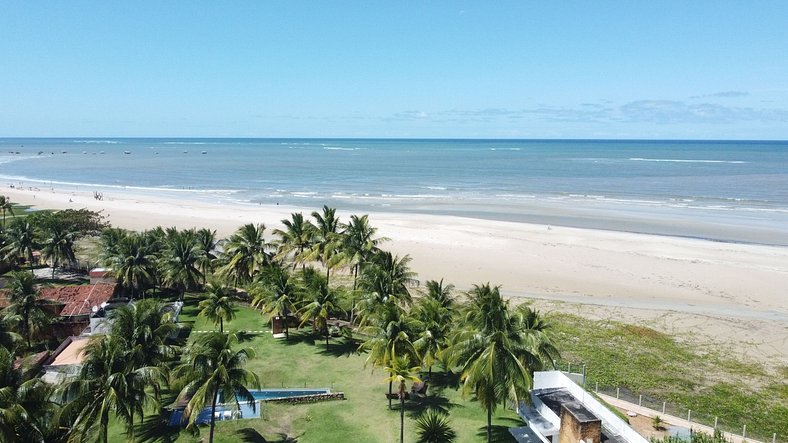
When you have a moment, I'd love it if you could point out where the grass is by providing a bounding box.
[108,301,521,443]
[547,312,787,442]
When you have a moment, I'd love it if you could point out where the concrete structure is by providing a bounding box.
[89,268,115,285]
[511,371,647,443]
[41,336,91,384]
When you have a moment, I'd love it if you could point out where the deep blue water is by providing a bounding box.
[2,138,787,244]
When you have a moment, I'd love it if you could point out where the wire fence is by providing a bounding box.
[553,361,782,443]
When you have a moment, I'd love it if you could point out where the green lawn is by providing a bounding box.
[110,301,521,443]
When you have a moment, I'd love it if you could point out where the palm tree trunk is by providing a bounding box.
[220,317,224,334]
[487,408,492,442]
[209,386,218,443]
[399,383,405,443]
[388,380,393,409]
[325,266,330,286]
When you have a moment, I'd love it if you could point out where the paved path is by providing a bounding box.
[596,393,768,443]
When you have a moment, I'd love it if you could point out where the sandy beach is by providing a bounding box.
[5,186,787,367]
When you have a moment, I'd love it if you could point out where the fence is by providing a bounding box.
[553,361,782,443]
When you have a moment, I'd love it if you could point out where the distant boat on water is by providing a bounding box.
[202,151,207,154]
[123,151,131,155]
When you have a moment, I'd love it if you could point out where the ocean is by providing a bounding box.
[1,138,787,245]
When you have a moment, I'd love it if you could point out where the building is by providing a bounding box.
[511,371,648,443]
[41,335,91,384]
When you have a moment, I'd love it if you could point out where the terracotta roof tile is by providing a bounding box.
[39,284,118,317]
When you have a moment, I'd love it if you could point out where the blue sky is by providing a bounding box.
[1,2,787,139]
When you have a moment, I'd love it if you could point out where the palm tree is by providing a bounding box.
[106,232,157,299]
[384,355,422,443]
[0,195,14,230]
[173,331,259,443]
[195,228,219,286]
[298,277,339,349]
[60,334,165,443]
[305,206,342,285]
[445,283,558,442]
[0,345,58,442]
[40,222,78,280]
[424,278,455,309]
[220,223,271,285]
[272,212,315,271]
[2,271,50,349]
[0,318,21,352]
[360,301,420,409]
[357,252,417,321]
[108,298,180,368]
[341,214,389,290]
[415,409,457,443]
[198,282,238,333]
[413,296,453,378]
[162,231,203,300]
[251,265,299,339]
[2,220,37,273]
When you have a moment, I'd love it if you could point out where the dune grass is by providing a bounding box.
[547,312,787,441]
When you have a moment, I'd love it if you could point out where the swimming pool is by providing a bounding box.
[168,388,332,426]
[249,389,330,401]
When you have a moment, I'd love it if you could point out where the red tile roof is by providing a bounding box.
[39,284,118,317]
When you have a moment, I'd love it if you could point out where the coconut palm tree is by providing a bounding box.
[0,318,21,352]
[298,277,339,349]
[162,231,203,300]
[445,283,558,442]
[0,344,59,442]
[251,265,299,339]
[195,228,219,286]
[0,196,14,230]
[304,206,342,285]
[198,282,238,333]
[108,298,180,368]
[40,222,78,280]
[173,331,259,443]
[424,278,455,309]
[357,252,417,321]
[2,220,37,273]
[341,214,389,290]
[60,334,165,443]
[272,212,315,271]
[413,296,453,378]
[2,271,50,350]
[106,232,157,299]
[359,301,420,409]
[384,355,422,443]
[220,223,271,285]
[415,409,457,443]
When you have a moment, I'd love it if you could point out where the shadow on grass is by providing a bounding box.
[475,417,522,443]
[426,370,461,390]
[406,393,458,416]
[318,337,360,358]
[278,330,317,347]
[237,428,301,443]
[133,413,184,443]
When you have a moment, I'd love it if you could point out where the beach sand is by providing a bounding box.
[6,186,787,367]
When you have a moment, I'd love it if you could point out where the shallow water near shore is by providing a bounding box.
[2,137,787,245]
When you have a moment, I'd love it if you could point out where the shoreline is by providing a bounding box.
[4,185,787,366]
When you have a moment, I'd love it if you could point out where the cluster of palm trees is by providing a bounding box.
[2,204,561,442]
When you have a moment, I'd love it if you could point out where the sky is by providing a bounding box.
[1,1,787,139]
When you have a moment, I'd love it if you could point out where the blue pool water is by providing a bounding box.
[249,389,329,401]
[168,388,331,426]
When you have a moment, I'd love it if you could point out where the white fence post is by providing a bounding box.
[742,425,746,440]
[714,417,718,429]
[662,402,666,414]
[638,395,642,406]
[595,382,598,392]
[616,387,620,399]
[688,409,691,422]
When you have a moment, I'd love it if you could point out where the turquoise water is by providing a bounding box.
[2,138,787,245]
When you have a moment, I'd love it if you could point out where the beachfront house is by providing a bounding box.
[511,371,647,443]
